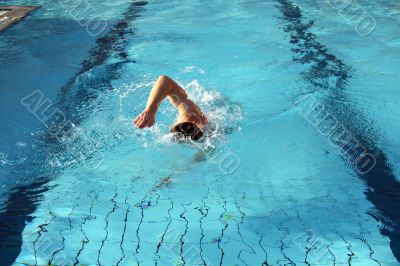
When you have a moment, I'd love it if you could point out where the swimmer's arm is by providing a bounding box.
[134,75,192,128]
[146,75,191,112]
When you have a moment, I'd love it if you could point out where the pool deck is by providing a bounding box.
[0,6,39,32]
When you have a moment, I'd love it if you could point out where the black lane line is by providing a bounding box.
[0,1,148,265]
[0,179,49,265]
[275,0,400,261]
[59,0,148,125]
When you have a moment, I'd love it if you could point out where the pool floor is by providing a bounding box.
[1,0,400,265]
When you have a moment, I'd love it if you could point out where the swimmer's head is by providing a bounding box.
[170,122,204,141]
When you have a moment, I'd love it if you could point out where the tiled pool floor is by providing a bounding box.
[2,0,400,265]
[13,149,398,265]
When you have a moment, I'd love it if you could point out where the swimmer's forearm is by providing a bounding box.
[145,76,172,110]
[134,75,206,129]
[145,75,190,111]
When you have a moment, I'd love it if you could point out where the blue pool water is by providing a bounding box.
[1,0,400,265]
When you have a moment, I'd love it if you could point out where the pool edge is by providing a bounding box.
[0,6,40,32]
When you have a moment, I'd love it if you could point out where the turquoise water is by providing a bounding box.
[1,0,400,265]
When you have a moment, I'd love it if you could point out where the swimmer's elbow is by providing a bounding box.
[157,74,171,83]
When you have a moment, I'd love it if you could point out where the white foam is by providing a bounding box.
[16,142,27,148]
[181,65,206,74]
[0,153,8,166]
[114,79,243,147]
[44,78,243,171]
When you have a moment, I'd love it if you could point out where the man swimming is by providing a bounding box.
[133,75,208,141]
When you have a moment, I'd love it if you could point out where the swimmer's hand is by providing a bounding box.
[133,107,157,128]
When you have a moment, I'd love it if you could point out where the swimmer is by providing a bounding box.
[133,75,208,141]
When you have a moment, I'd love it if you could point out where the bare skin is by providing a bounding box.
[133,75,208,130]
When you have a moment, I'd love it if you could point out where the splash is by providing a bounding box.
[109,78,242,148]
[44,78,243,171]
[181,66,206,75]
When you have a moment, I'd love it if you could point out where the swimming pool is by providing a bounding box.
[1,0,400,265]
